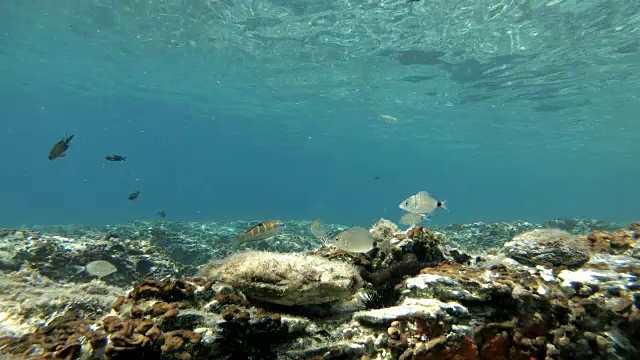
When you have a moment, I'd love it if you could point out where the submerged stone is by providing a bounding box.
[503,228,590,267]
[200,251,363,306]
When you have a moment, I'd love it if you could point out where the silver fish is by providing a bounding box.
[310,218,329,246]
[75,260,117,278]
[399,191,448,215]
[330,226,375,253]
[399,212,428,226]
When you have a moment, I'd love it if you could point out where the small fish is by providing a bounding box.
[105,154,126,161]
[399,212,428,227]
[374,176,380,180]
[74,260,117,278]
[330,226,376,253]
[234,220,284,243]
[128,190,140,201]
[399,191,448,216]
[379,114,399,124]
[48,135,74,160]
[310,218,329,245]
[158,211,166,218]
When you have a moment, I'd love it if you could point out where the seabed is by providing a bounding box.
[0,218,638,360]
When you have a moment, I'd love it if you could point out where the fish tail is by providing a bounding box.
[65,135,74,144]
[439,200,449,211]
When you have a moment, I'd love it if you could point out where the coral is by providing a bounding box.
[127,278,198,303]
[199,251,363,305]
[0,312,105,360]
[503,228,590,267]
[582,229,637,255]
[211,306,289,359]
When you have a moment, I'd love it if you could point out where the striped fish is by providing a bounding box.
[234,220,285,243]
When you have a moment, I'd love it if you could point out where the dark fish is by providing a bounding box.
[158,211,166,218]
[105,154,126,161]
[374,176,380,180]
[128,191,140,201]
[48,135,74,160]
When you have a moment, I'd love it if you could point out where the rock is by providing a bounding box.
[583,229,638,255]
[503,228,590,267]
[556,267,635,291]
[0,229,185,287]
[200,251,363,305]
[353,298,468,326]
[285,342,366,359]
[0,264,123,337]
[280,315,312,334]
[434,221,542,251]
[370,218,400,243]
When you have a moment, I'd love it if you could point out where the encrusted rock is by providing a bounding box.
[503,228,590,267]
[200,251,363,305]
[353,297,468,326]
[370,218,400,243]
[583,229,637,255]
[0,229,184,287]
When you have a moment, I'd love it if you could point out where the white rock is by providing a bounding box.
[353,297,468,325]
[557,268,635,288]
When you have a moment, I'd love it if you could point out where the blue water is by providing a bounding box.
[1,0,639,227]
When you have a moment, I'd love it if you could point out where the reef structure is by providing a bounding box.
[0,219,637,359]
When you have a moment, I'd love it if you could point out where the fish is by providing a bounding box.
[234,220,285,243]
[75,260,117,278]
[310,218,329,245]
[158,211,166,218]
[329,226,376,253]
[399,191,448,215]
[128,190,140,201]
[48,135,74,160]
[379,114,399,124]
[105,154,126,161]
[399,212,428,227]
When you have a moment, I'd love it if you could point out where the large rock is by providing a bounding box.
[200,251,363,305]
[503,228,590,267]
[353,298,469,326]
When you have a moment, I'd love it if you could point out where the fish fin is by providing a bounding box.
[417,191,431,196]
[74,265,85,274]
[439,201,449,211]
[65,135,74,144]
